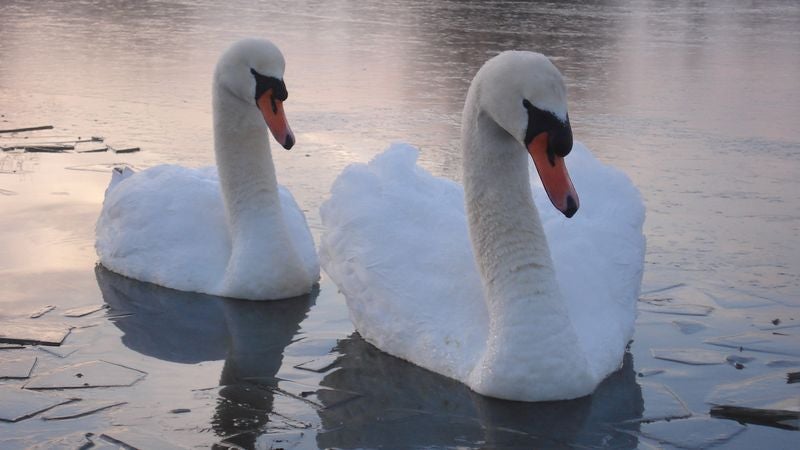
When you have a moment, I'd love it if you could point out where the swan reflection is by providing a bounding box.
[97,265,644,448]
[95,265,315,446]
[317,333,645,449]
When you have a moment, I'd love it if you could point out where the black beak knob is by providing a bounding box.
[549,117,573,158]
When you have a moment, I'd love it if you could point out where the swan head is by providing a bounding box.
[215,38,295,149]
[475,51,578,217]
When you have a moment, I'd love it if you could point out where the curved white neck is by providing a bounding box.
[212,85,306,298]
[213,87,281,227]
[461,90,591,397]
[461,95,561,317]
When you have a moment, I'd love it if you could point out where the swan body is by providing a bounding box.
[96,39,319,300]
[320,52,645,401]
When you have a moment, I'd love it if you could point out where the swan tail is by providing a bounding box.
[106,165,135,196]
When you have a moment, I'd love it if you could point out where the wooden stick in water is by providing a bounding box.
[6,144,75,152]
[0,125,55,134]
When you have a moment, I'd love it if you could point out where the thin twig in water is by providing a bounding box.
[0,125,54,134]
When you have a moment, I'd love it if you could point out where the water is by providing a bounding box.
[1,0,798,448]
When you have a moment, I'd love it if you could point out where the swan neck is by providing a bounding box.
[213,85,281,232]
[461,99,560,312]
[461,89,572,354]
[212,83,310,299]
[460,82,593,400]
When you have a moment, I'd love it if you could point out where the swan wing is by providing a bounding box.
[278,186,321,281]
[320,144,487,380]
[534,142,646,378]
[97,165,318,297]
[96,165,231,293]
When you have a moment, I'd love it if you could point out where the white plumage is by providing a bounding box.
[320,52,645,401]
[96,39,319,300]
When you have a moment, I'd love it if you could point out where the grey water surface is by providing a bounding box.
[1,1,798,448]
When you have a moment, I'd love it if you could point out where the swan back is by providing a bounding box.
[320,144,488,381]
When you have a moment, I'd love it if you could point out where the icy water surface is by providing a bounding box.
[1,0,799,448]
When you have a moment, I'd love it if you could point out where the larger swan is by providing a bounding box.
[320,51,645,401]
[96,39,319,300]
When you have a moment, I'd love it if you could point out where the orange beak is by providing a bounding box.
[527,132,579,218]
[257,89,295,150]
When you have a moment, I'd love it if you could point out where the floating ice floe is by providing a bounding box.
[36,344,82,359]
[28,305,56,319]
[708,372,800,430]
[634,382,691,423]
[62,304,108,318]
[651,348,728,365]
[708,372,800,412]
[41,399,127,420]
[0,353,37,379]
[639,303,714,316]
[23,360,146,390]
[92,429,182,450]
[705,331,800,357]
[0,321,71,346]
[639,417,746,448]
[672,319,707,334]
[0,386,75,422]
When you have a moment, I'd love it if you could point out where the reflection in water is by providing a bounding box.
[96,265,228,363]
[317,334,644,449]
[96,264,644,447]
[214,291,315,448]
[95,265,315,446]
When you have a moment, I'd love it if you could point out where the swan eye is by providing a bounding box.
[524,104,572,154]
[522,99,532,109]
[250,68,288,103]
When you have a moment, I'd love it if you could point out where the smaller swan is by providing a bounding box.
[96,39,319,300]
[320,52,645,401]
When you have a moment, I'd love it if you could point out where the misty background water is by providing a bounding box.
[1,0,798,448]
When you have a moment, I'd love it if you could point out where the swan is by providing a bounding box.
[319,51,645,401]
[96,38,319,300]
